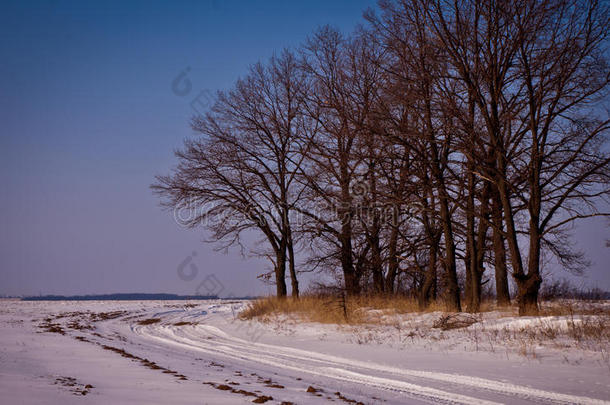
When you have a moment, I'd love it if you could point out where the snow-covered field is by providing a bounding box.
[1,299,609,404]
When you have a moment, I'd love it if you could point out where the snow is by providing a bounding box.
[1,299,609,404]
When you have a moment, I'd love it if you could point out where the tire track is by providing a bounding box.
[126,315,608,405]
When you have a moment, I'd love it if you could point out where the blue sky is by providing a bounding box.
[1,0,608,297]
[0,0,376,297]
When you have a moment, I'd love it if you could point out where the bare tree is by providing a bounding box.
[512,0,610,314]
[296,27,383,295]
[367,0,463,310]
[424,0,610,314]
[153,50,312,297]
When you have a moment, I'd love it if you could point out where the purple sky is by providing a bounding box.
[1,0,608,297]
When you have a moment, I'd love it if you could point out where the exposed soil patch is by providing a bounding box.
[38,318,66,335]
[92,311,127,321]
[307,385,324,397]
[66,321,92,331]
[252,396,273,403]
[38,310,128,336]
[173,321,197,326]
[101,344,137,359]
[42,324,65,334]
[98,343,186,380]
[204,381,273,403]
[53,310,126,324]
[137,318,161,325]
[335,391,365,404]
[54,376,94,396]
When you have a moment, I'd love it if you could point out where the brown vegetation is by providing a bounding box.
[204,381,274,403]
[241,295,463,324]
[240,294,609,325]
[137,318,161,325]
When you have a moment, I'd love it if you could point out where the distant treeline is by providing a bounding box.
[22,293,219,301]
[539,280,610,301]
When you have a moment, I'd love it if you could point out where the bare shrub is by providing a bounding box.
[432,314,479,331]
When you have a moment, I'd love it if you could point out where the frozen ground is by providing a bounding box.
[1,299,609,404]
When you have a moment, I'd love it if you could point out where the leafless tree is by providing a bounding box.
[153,50,313,297]
[422,0,610,314]
[295,27,386,295]
[367,0,463,310]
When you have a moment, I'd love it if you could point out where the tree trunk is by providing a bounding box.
[496,150,526,302]
[340,205,359,295]
[470,184,491,312]
[516,233,542,315]
[464,252,472,308]
[338,155,358,295]
[419,238,438,310]
[465,167,479,312]
[491,187,510,306]
[287,232,299,298]
[274,249,287,297]
[420,48,460,311]
[385,221,399,294]
[516,213,542,315]
[515,127,543,315]
[438,195,461,312]
[428,150,460,311]
[370,232,384,294]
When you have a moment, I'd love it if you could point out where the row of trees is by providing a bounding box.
[154,0,610,315]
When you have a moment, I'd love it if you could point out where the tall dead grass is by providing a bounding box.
[239,295,609,325]
[240,295,484,324]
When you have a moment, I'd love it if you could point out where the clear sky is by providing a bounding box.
[1,0,608,297]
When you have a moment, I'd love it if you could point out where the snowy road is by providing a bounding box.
[1,300,609,404]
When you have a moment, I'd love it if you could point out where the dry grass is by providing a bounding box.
[240,295,463,324]
[239,295,609,324]
[239,295,610,363]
